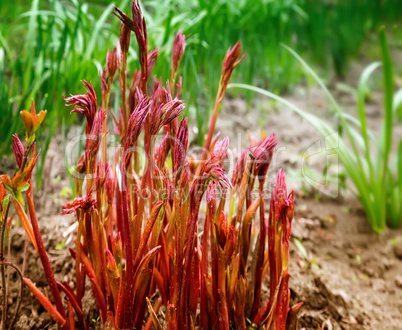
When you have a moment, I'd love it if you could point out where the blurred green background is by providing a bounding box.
[0,0,401,164]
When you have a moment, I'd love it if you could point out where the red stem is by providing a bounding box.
[26,187,66,321]
[23,277,66,327]
[180,197,201,327]
[120,185,134,326]
[200,202,211,328]
[216,248,229,328]
[75,215,84,304]
[197,99,221,177]
[57,282,86,328]
[251,184,267,318]
[115,269,127,328]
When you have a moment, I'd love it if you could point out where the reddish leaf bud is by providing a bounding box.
[218,41,245,101]
[147,48,159,78]
[150,99,184,136]
[65,80,98,135]
[62,189,96,215]
[124,96,151,166]
[119,22,131,54]
[96,161,111,191]
[107,48,119,79]
[179,160,190,190]
[253,133,278,183]
[12,134,24,168]
[216,212,228,248]
[223,225,236,261]
[172,31,186,76]
[86,110,107,161]
[76,154,86,176]
[105,162,115,207]
[211,137,229,166]
[231,147,251,188]
[155,132,170,169]
[126,96,150,146]
[114,2,148,81]
[173,118,188,177]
